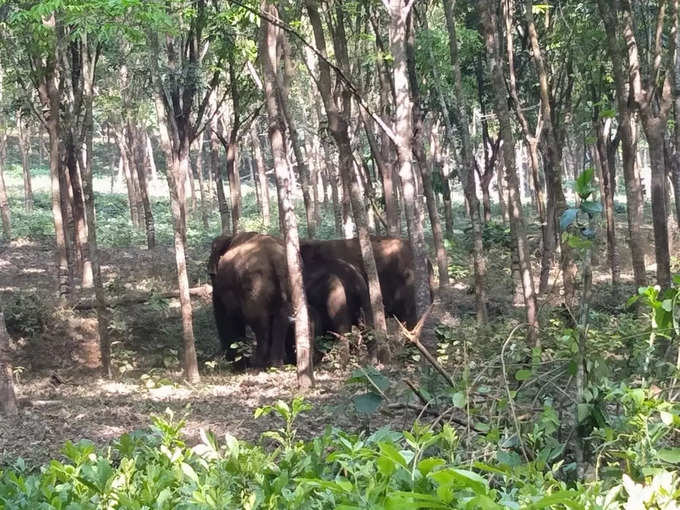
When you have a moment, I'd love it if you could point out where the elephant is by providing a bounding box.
[209,232,291,367]
[300,237,435,328]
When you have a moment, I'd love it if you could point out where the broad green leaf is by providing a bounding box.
[658,448,680,464]
[560,208,579,231]
[525,491,584,509]
[514,369,531,381]
[354,392,382,414]
[580,201,603,215]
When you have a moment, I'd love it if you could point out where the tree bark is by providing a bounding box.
[261,1,313,388]
[194,133,209,230]
[35,16,70,298]
[480,0,539,344]
[17,113,33,212]
[252,124,271,228]
[0,128,10,240]
[130,125,156,249]
[0,311,17,416]
[210,95,231,233]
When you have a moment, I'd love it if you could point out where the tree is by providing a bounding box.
[146,0,227,383]
[442,0,488,323]
[306,0,389,358]
[260,0,313,388]
[0,311,17,416]
[479,0,538,345]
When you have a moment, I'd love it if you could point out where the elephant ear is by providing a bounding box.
[207,235,234,275]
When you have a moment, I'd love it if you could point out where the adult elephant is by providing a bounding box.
[209,232,291,367]
[300,237,434,328]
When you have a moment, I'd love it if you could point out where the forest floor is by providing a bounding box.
[0,236,482,467]
[0,155,666,468]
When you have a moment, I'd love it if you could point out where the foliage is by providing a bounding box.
[1,398,679,509]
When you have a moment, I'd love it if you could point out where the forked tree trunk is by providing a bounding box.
[307,0,389,360]
[524,0,576,305]
[0,311,17,417]
[115,129,143,228]
[261,1,313,388]
[17,114,33,212]
[154,102,200,384]
[35,26,70,298]
[598,0,647,289]
[480,0,538,344]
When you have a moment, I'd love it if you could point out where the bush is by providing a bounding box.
[1,398,677,509]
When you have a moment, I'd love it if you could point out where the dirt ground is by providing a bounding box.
[0,219,661,468]
[0,238,476,468]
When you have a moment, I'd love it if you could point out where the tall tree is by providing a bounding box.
[260,1,313,388]
[443,0,488,323]
[0,311,17,417]
[387,0,432,317]
[597,0,648,290]
[479,0,538,345]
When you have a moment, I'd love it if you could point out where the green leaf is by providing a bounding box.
[580,201,603,215]
[524,491,585,509]
[180,462,198,483]
[560,208,579,231]
[658,448,680,464]
[418,457,446,476]
[451,391,466,408]
[429,468,488,495]
[514,369,531,381]
[378,442,409,469]
[353,392,383,414]
[577,403,591,423]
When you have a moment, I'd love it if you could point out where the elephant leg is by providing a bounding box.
[213,293,246,360]
[251,316,272,368]
[269,309,292,366]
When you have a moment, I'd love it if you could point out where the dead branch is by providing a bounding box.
[397,305,456,389]
[74,284,212,310]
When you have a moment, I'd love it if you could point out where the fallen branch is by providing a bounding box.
[74,284,213,310]
[397,305,456,389]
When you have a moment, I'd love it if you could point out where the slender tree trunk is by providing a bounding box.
[0,311,17,416]
[593,118,620,291]
[210,101,230,233]
[37,48,70,298]
[0,129,10,240]
[79,38,112,377]
[17,114,33,212]
[146,133,158,183]
[116,129,142,228]
[193,134,209,229]
[644,123,672,288]
[155,101,200,384]
[252,124,271,228]
[444,0,488,322]
[261,1,313,388]
[388,0,432,317]
[131,125,156,249]
[279,32,316,238]
[480,0,539,344]
[524,0,576,306]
